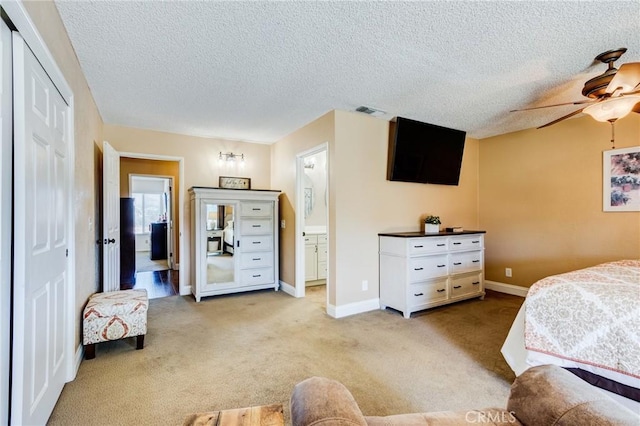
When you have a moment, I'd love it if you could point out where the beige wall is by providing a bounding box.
[104,124,272,286]
[23,1,104,348]
[479,114,640,287]
[272,110,480,308]
[333,111,480,306]
[120,157,181,264]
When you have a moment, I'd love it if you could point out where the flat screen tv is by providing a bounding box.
[387,116,466,185]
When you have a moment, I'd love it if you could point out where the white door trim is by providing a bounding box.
[0,17,13,426]
[119,151,186,295]
[294,143,329,307]
[2,0,77,388]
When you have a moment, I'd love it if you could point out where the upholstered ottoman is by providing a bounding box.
[83,289,148,359]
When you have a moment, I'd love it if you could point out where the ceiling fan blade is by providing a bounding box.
[605,62,640,94]
[537,107,586,129]
[511,99,597,112]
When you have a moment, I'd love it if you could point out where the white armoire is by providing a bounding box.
[189,187,281,302]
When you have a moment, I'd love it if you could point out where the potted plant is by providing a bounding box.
[424,215,441,233]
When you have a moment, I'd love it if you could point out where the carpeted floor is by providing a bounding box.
[48,287,523,425]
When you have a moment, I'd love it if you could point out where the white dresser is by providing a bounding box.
[379,231,485,318]
[189,187,280,302]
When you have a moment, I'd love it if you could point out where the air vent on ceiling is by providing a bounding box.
[355,106,386,117]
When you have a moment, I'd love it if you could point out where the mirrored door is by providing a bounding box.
[204,202,236,285]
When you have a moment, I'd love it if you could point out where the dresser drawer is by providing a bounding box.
[239,235,273,252]
[240,252,273,269]
[449,235,483,251]
[409,255,448,282]
[450,273,483,298]
[239,268,274,286]
[240,219,273,235]
[317,234,327,243]
[304,234,318,244]
[409,280,448,307]
[408,238,448,255]
[450,251,483,274]
[240,202,272,217]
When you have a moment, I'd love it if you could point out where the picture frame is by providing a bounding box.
[603,146,640,212]
[219,176,251,190]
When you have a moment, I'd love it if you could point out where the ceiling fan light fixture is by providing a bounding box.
[583,96,640,122]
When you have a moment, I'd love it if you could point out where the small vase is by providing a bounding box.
[425,224,440,233]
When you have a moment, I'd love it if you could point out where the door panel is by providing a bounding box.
[12,32,69,426]
[102,141,120,291]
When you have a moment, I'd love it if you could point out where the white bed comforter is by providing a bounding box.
[524,260,640,380]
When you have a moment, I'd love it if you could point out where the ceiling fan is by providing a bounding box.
[512,48,640,142]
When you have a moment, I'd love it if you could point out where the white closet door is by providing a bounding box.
[11,32,70,425]
[102,140,120,292]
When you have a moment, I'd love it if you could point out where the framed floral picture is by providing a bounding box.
[603,146,640,212]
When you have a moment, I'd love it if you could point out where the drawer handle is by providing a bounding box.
[453,262,462,265]
[472,260,480,263]
[252,258,261,261]
[252,224,261,228]
[414,245,424,248]
[472,240,479,243]
[453,242,462,245]
[252,274,262,278]
[437,243,446,247]
[252,241,261,244]
[453,285,462,289]
[414,293,424,296]
[252,208,261,211]
[436,289,445,293]
[414,267,424,271]
[437,264,446,268]
[472,282,480,285]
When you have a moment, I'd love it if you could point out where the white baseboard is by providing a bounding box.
[180,284,191,296]
[484,280,528,298]
[279,280,297,297]
[327,298,380,319]
[69,343,83,381]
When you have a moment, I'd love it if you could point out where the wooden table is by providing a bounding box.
[184,403,284,426]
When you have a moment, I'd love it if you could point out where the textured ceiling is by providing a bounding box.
[54,1,640,143]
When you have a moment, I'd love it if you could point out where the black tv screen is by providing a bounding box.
[387,117,466,185]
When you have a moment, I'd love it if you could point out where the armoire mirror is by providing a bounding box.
[204,202,235,284]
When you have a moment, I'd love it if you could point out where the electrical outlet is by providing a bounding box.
[280,220,286,228]
[362,280,368,291]
[505,268,512,278]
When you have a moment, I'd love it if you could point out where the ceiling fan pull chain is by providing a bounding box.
[609,120,616,149]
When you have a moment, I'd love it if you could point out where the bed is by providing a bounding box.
[501,259,640,410]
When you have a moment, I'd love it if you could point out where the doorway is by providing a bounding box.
[129,175,172,272]
[118,154,184,299]
[295,143,329,307]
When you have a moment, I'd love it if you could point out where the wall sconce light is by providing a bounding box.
[218,152,245,167]
[304,158,315,169]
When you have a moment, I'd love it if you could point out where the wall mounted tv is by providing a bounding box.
[387,116,466,186]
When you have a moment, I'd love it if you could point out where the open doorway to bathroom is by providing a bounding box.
[295,144,329,307]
